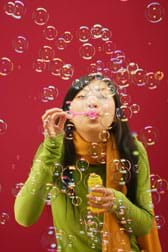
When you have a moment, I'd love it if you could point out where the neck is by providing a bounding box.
[76,130,101,143]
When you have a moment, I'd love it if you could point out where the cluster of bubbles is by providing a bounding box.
[4,0,26,20]
[41,226,76,251]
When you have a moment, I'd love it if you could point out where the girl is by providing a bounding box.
[14,74,162,252]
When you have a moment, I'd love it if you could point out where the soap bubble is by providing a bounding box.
[39,46,55,62]
[32,7,49,26]
[78,26,91,42]
[154,70,164,81]
[0,57,14,76]
[101,28,112,41]
[43,26,58,41]
[13,0,26,19]
[65,123,74,140]
[79,43,95,60]
[33,59,47,72]
[55,38,67,50]
[139,126,159,146]
[98,130,110,142]
[61,64,74,80]
[41,226,57,251]
[130,103,140,114]
[76,158,89,172]
[103,41,115,55]
[12,36,29,53]
[49,58,64,76]
[120,94,131,105]
[40,85,59,102]
[0,119,8,135]
[4,1,15,16]
[90,24,103,39]
[145,72,159,90]
[0,212,10,225]
[116,105,132,121]
[154,215,165,229]
[145,2,164,23]
[115,68,130,87]
[62,31,73,43]
[61,166,82,188]
[132,68,146,86]
[154,178,168,195]
[127,62,139,75]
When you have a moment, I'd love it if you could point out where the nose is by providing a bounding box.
[87,95,99,109]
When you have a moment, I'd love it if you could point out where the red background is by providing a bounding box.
[0,0,168,251]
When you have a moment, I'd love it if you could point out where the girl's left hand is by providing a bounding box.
[87,187,115,213]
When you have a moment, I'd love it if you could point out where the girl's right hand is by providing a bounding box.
[41,108,68,138]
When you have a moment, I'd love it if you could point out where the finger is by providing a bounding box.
[42,108,63,121]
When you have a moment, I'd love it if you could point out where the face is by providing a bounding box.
[69,79,116,138]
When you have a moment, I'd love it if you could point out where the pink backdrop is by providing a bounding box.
[0,0,168,251]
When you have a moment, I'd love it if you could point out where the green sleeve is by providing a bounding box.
[111,140,153,236]
[14,134,64,227]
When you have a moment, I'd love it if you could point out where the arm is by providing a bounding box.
[14,134,64,227]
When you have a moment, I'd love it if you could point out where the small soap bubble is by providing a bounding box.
[72,78,84,89]
[13,0,26,19]
[41,226,57,251]
[0,119,8,135]
[33,58,46,72]
[103,41,115,55]
[4,1,15,16]
[62,31,73,43]
[49,58,64,76]
[132,68,146,86]
[88,63,98,75]
[101,28,112,41]
[90,24,103,39]
[98,130,110,142]
[111,50,126,61]
[89,143,100,159]
[61,166,82,188]
[102,68,111,79]
[65,123,74,140]
[139,126,159,146]
[72,196,82,206]
[145,72,159,90]
[61,64,74,80]
[12,36,29,53]
[120,94,131,105]
[40,85,59,102]
[32,7,49,26]
[43,26,58,41]
[39,46,55,62]
[0,212,10,225]
[127,62,139,75]
[79,43,95,60]
[115,68,130,87]
[0,57,14,76]
[130,103,140,114]
[107,58,124,73]
[116,105,132,121]
[76,158,89,172]
[55,37,67,50]
[154,70,164,81]
[78,26,91,42]
[145,2,164,23]
[154,215,165,229]
[155,178,168,195]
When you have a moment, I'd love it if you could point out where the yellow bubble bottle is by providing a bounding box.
[87,173,104,214]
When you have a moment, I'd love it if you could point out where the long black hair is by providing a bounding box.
[61,74,138,203]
